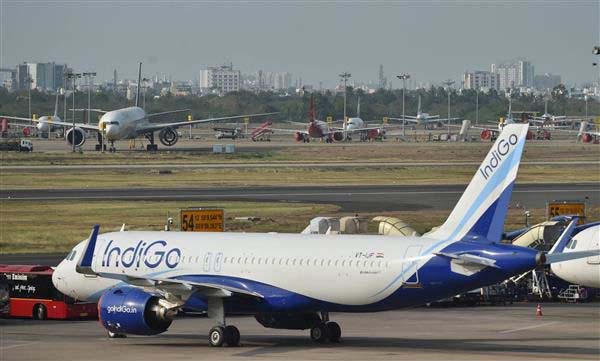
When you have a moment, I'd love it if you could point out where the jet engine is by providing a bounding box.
[159,127,178,146]
[65,127,86,147]
[98,287,175,336]
[255,312,321,330]
[332,132,345,142]
[294,132,308,142]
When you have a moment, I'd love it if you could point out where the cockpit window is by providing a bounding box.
[105,121,120,125]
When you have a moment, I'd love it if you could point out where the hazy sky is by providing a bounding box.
[1,0,598,87]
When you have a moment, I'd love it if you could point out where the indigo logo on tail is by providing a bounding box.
[479,133,518,180]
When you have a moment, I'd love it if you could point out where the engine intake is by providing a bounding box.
[99,287,174,336]
[294,132,307,142]
[255,312,321,330]
[159,127,178,146]
[65,127,86,147]
[332,132,345,142]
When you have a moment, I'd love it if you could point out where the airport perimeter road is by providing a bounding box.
[1,304,598,361]
[2,183,599,212]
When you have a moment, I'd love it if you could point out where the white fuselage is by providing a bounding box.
[36,115,62,132]
[345,117,365,131]
[551,226,600,288]
[53,231,439,305]
[99,107,147,141]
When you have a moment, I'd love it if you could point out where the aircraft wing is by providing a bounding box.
[387,117,420,124]
[93,272,264,300]
[69,108,108,114]
[138,112,278,133]
[0,115,35,122]
[29,118,99,132]
[147,109,190,118]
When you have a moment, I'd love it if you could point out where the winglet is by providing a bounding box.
[76,224,100,275]
[548,218,578,255]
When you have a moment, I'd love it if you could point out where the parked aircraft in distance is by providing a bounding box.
[388,95,460,129]
[275,96,387,142]
[9,63,276,152]
[52,124,599,347]
[2,92,65,137]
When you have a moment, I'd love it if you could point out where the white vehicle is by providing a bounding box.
[19,139,33,152]
[550,225,600,288]
[6,63,275,152]
[52,124,598,347]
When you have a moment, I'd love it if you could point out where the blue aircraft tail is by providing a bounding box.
[427,124,529,243]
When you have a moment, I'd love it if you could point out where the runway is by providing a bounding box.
[2,183,599,212]
[1,160,592,170]
[1,304,598,361]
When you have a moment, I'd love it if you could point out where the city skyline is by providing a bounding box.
[1,1,598,88]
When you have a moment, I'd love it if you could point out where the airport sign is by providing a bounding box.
[180,208,225,232]
[546,201,585,224]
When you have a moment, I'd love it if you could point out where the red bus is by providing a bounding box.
[0,265,97,320]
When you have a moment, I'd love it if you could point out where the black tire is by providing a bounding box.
[224,325,240,347]
[310,323,328,343]
[326,322,341,343]
[33,304,47,320]
[107,330,127,338]
[209,326,225,347]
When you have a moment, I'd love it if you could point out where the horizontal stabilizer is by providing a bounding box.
[435,252,499,268]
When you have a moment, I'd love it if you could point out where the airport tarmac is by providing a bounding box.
[1,304,598,361]
[2,183,598,212]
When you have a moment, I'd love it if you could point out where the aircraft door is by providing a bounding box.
[402,245,422,286]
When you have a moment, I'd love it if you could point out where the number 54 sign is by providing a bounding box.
[180,208,224,232]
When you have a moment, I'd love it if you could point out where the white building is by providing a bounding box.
[199,64,241,94]
[463,71,500,91]
[491,60,535,90]
[19,62,67,91]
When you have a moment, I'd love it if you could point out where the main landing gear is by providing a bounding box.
[207,298,240,347]
[145,132,158,151]
[309,312,341,343]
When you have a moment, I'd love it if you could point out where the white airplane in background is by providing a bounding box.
[11,63,275,152]
[548,223,599,288]
[275,96,388,142]
[52,124,599,347]
[388,95,460,128]
[2,92,65,137]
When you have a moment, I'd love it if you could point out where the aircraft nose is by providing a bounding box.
[51,261,67,294]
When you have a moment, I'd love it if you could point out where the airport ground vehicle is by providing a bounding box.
[0,138,33,152]
[0,265,97,320]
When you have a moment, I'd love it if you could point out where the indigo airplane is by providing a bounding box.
[52,124,598,347]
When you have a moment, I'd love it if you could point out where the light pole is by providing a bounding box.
[339,72,351,123]
[66,71,82,152]
[142,77,150,110]
[396,74,410,136]
[475,89,479,126]
[26,74,33,123]
[443,79,455,135]
[83,72,96,124]
[585,95,589,120]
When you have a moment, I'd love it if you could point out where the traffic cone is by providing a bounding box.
[536,304,543,317]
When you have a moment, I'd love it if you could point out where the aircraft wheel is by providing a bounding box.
[107,330,127,338]
[224,325,240,347]
[209,326,225,347]
[33,304,47,320]
[326,322,341,343]
[310,323,328,343]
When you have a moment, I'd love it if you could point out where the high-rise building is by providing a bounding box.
[15,62,67,91]
[274,72,292,90]
[199,64,241,94]
[463,70,500,91]
[534,73,562,90]
[491,59,535,90]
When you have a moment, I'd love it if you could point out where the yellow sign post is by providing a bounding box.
[546,201,585,224]
[383,117,389,124]
[180,208,225,232]
[326,116,333,126]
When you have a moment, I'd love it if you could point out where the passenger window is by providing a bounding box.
[299,259,303,266]
[195,256,199,263]
[572,239,578,249]
[286,259,290,266]
[320,259,324,266]
[258,258,262,265]
[224,257,228,264]
[342,260,346,267]
[349,260,353,267]
[328,260,332,266]
[335,260,339,267]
